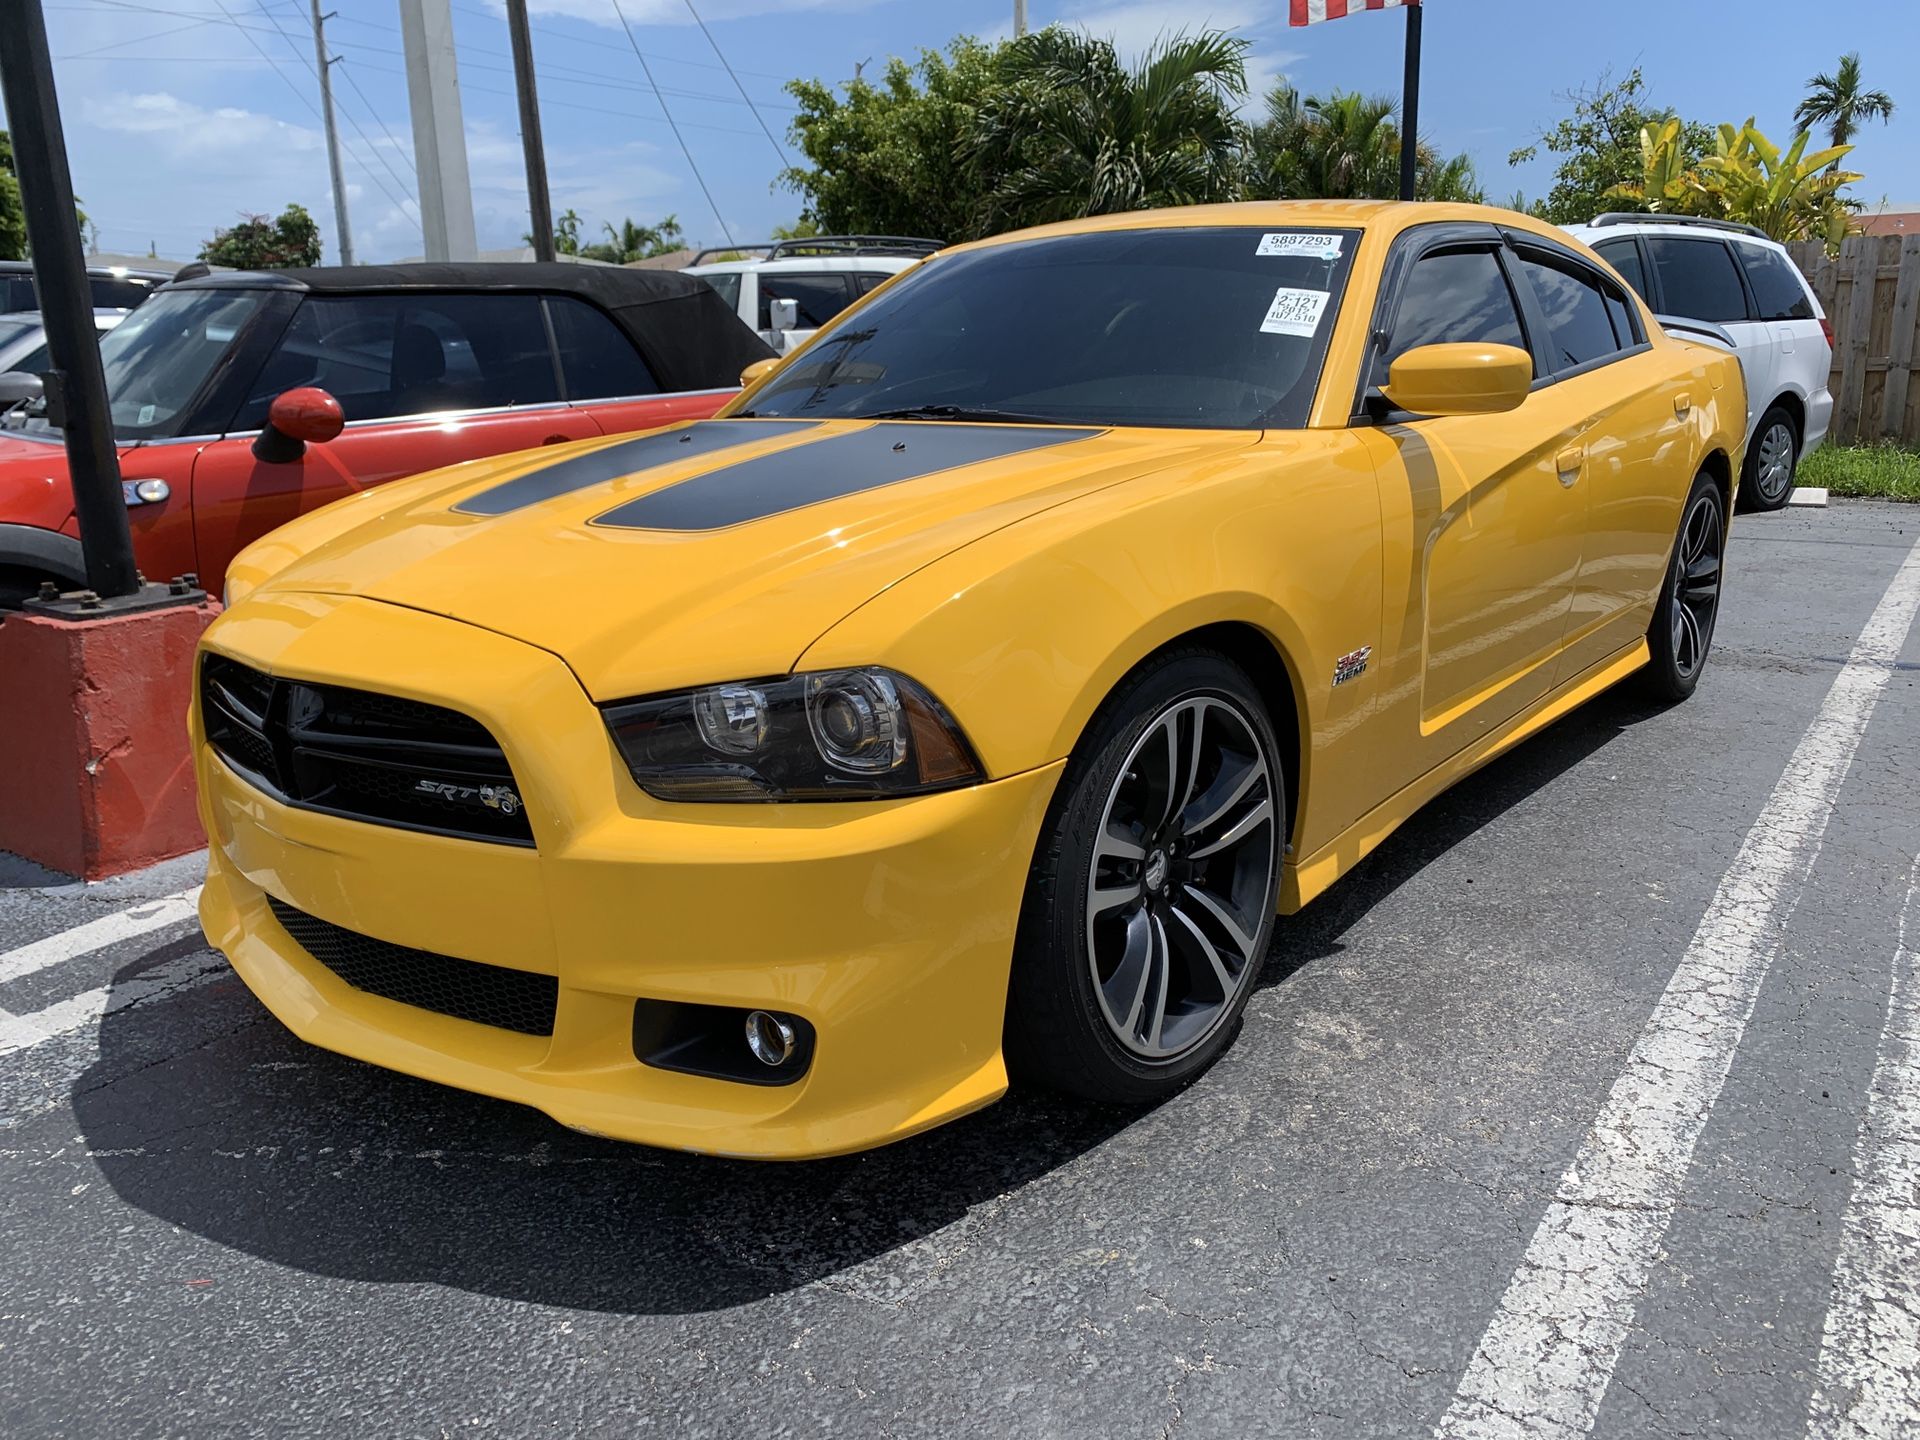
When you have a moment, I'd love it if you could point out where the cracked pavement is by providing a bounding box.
[2,500,1917,1438]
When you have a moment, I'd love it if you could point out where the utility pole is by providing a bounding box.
[1398,0,1422,202]
[1014,0,1028,37]
[504,0,553,262]
[308,0,354,266]
[0,0,138,599]
[399,0,479,262]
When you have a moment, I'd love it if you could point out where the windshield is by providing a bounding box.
[14,287,265,440]
[741,226,1359,430]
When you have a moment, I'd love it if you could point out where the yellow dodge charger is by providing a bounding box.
[195,202,1745,1158]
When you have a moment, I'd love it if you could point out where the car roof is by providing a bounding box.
[685,256,918,276]
[164,260,775,393]
[1563,217,1789,253]
[0,259,173,281]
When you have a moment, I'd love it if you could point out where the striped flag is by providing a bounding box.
[1289,0,1417,23]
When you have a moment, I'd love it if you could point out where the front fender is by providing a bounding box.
[799,431,1386,866]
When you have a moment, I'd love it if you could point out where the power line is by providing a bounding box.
[246,0,419,211]
[607,0,732,245]
[680,0,788,166]
[334,58,420,179]
[61,17,215,57]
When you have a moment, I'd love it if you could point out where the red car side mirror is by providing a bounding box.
[253,386,345,463]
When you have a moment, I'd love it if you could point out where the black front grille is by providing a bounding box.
[267,897,557,1036]
[200,655,533,846]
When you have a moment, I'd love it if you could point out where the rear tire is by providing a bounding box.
[1005,649,1283,1105]
[1738,406,1799,512]
[1642,472,1725,703]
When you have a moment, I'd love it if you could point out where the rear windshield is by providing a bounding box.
[741,227,1360,430]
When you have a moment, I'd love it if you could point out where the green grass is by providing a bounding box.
[1797,443,1920,501]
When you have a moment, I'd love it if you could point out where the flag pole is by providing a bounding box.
[1398,0,1422,201]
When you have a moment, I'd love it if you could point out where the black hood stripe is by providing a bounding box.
[590,422,1101,532]
[453,420,820,516]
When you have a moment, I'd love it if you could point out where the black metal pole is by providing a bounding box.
[0,0,139,598]
[1399,0,1423,202]
[505,0,555,263]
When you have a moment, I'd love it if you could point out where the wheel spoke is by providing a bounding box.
[1095,823,1144,863]
[1181,748,1265,838]
[1676,599,1701,670]
[1168,901,1237,997]
[1098,907,1154,1037]
[1179,882,1258,966]
[1188,796,1273,860]
[1142,914,1172,1051]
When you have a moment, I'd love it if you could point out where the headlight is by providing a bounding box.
[603,667,983,801]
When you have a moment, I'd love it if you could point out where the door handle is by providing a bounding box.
[1555,445,1584,486]
[1673,393,1691,418]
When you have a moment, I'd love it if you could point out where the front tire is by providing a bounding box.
[1739,406,1799,512]
[1005,650,1283,1105]
[1642,473,1725,703]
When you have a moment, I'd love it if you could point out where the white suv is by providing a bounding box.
[1566,214,1832,512]
[686,236,939,356]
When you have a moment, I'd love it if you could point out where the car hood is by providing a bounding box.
[253,417,1259,700]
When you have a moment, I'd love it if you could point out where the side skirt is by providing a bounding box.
[1278,637,1651,914]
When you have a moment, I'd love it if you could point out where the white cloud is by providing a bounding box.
[498,0,880,28]
[84,92,323,158]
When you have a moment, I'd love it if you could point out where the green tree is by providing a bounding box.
[782,37,1008,241]
[1509,68,1712,225]
[578,214,684,263]
[198,203,321,268]
[1607,120,1861,247]
[770,217,820,241]
[1794,52,1894,148]
[964,28,1248,231]
[1245,83,1484,203]
[0,132,24,262]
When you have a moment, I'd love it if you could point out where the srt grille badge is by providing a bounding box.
[414,778,523,816]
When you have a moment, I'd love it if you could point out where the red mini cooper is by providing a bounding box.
[0,263,774,602]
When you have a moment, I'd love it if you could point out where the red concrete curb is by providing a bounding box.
[0,601,220,880]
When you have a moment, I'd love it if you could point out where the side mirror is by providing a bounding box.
[0,371,45,405]
[1381,343,1533,418]
[253,386,344,463]
[767,297,800,332]
[739,357,779,388]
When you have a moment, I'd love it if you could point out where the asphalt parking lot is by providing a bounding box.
[2,498,1917,1440]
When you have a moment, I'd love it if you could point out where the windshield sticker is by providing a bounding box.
[1257,232,1343,260]
[1259,287,1330,337]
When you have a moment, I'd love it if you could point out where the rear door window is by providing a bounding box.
[1513,251,1627,371]
[1645,237,1751,323]
[698,272,742,313]
[1736,244,1816,321]
[236,292,561,427]
[548,295,658,399]
[1377,247,1529,385]
[1592,239,1651,305]
[758,273,854,329]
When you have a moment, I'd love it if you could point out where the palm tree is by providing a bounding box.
[963,28,1248,230]
[1244,84,1483,203]
[1794,53,1894,147]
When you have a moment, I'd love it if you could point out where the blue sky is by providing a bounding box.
[27,0,1920,264]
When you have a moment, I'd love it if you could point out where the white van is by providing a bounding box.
[1566,214,1832,512]
[685,236,939,356]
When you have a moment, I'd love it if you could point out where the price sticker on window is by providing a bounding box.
[1256,232,1343,260]
[1259,286,1330,337]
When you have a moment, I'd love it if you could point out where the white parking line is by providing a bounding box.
[0,947,230,1059]
[1435,532,1920,1440]
[1805,857,1920,1440]
[0,887,203,987]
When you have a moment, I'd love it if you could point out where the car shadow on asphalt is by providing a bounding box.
[70,688,1665,1316]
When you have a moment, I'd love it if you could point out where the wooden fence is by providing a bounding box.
[1785,234,1920,447]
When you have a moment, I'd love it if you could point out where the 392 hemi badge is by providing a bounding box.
[1332,645,1372,687]
[414,779,523,817]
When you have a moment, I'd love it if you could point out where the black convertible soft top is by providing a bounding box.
[169,262,775,394]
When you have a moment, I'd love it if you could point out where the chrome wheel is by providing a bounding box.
[1754,420,1796,504]
[1670,490,1723,679]
[1085,696,1277,1061]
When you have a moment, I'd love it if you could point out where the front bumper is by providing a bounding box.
[195,591,1063,1159]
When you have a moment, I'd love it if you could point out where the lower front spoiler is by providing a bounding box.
[198,762,1065,1160]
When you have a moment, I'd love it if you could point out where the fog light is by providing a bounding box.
[744,1009,798,1067]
